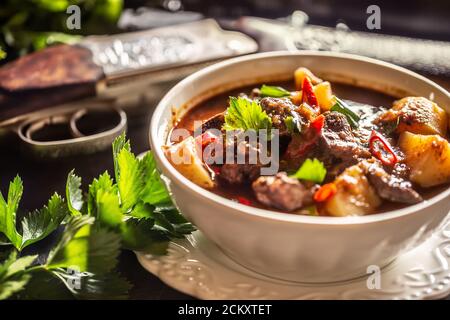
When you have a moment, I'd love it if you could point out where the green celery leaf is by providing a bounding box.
[112,132,130,183]
[116,148,145,211]
[87,171,115,216]
[330,97,360,129]
[0,251,16,279]
[290,158,327,184]
[154,205,189,224]
[66,170,83,216]
[20,193,68,250]
[46,216,93,268]
[51,268,130,300]
[4,255,37,279]
[130,202,154,219]
[17,269,73,300]
[153,210,195,238]
[222,97,272,132]
[95,189,123,229]
[0,176,23,249]
[120,219,169,255]
[48,223,121,274]
[0,251,37,300]
[35,0,70,12]
[260,84,290,97]
[130,204,195,238]
[284,116,302,134]
[0,273,31,300]
[140,152,172,206]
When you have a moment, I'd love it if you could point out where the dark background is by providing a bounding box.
[133,0,450,40]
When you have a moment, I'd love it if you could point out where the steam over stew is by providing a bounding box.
[165,68,450,217]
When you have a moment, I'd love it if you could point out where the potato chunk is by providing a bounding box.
[399,132,450,187]
[324,165,381,217]
[377,97,448,137]
[294,67,322,90]
[313,81,334,111]
[164,136,214,189]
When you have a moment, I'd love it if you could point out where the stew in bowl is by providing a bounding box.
[165,67,450,217]
[150,52,450,282]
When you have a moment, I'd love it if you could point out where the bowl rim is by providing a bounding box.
[150,50,450,225]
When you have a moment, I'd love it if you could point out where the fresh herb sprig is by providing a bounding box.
[0,0,123,61]
[223,96,272,133]
[330,97,360,129]
[259,85,291,98]
[0,133,194,300]
[290,158,327,184]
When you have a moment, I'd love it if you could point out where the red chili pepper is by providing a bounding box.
[237,197,252,206]
[302,77,319,109]
[314,183,337,202]
[195,131,218,149]
[369,130,398,166]
[285,115,324,158]
[310,114,325,134]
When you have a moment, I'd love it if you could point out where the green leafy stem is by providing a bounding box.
[0,133,195,300]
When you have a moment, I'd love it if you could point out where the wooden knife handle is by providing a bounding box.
[0,44,105,121]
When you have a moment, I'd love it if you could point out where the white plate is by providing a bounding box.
[136,214,450,300]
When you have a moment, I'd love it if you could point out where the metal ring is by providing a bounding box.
[69,109,88,138]
[24,113,73,140]
[18,107,127,158]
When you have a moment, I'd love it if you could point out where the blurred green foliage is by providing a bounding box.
[0,0,123,61]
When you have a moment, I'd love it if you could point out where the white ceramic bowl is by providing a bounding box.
[150,51,450,283]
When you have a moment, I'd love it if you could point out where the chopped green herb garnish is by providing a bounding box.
[260,85,291,98]
[223,96,272,132]
[331,97,360,129]
[284,116,301,134]
[290,158,327,183]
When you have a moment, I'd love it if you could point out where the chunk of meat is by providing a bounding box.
[259,97,306,135]
[220,163,261,184]
[252,172,314,211]
[318,111,371,166]
[363,160,423,204]
[218,137,263,184]
[201,112,225,132]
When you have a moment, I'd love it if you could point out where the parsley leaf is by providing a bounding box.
[20,193,68,250]
[116,148,145,212]
[0,132,195,300]
[0,274,31,300]
[330,97,360,129]
[0,251,37,300]
[112,133,131,183]
[48,218,121,274]
[120,218,170,255]
[290,158,327,183]
[95,189,123,229]
[0,176,23,249]
[87,171,115,216]
[140,152,172,206]
[223,96,272,132]
[284,116,302,134]
[260,85,290,97]
[51,268,131,300]
[66,170,83,216]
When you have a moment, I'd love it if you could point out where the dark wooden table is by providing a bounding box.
[0,71,448,300]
